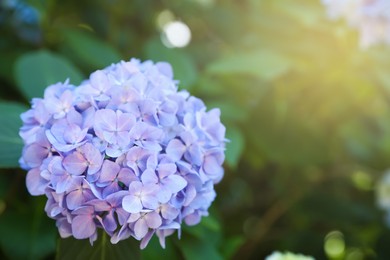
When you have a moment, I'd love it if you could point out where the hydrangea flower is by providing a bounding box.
[19,58,226,248]
[321,0,390,48]
[265,251,314,260]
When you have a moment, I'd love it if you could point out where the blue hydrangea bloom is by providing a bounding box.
[19,59,226,248]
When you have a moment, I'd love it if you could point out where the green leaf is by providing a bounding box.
[180,236,223,260]
[56,232,140,260]
[221,236,244,259]
[0,102,28,168]
[207,50,291,81]
[0,198,56,260]
[182,215,221,246]
[14,50,83,99]
[61,29,122,70]
[225,126,245,168]
[141,236,179,260]
[144,38,198,89]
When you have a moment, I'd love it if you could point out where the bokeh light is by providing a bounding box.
[161,21,191,48]
[324,230,346,259]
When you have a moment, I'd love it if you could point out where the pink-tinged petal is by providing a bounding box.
[128,212,141,223]
[140,230,155,250]
[134,218,148,238]
[23,144,50,168]
[130,122,163,142]
[156,187,172,204]
[122,195,142,213]
[102,183,120,198]
[81,143,103,170]
[98,160,120,184]
[186,144,203,166]
[66,109,83,126]
[116,132,131,147]
[166,139,186,161]
[90,70,110,92]
[157,230,167,249]
[145,154,158,170]
[116,208,130,225]
[72,215,96,239]
[183,185,197,207]
[111,225,132,244]
[63,152,87,175]
[156,62,173,78]
[141,193,159,210]
[158,111,176,127]
[88,199,110,211]
[145,211,162,229]
[138,141,162,152]
[163,175,187,193]
[128,181,143,193]
[116,111,136,131]
[126,147,151,173]
[103,131,116,144]
[72,205,94,216]
[66,189,85,210]
[157,163,177,179]
[57,218,72,238]
[26,168,48,195]
[203,156,223,177]
[53,175,75,194]
[105,145,126,158]
[63,124,82,144]
[103,211,117,232]
[105,190,128,207]
[82,106,95,129]
[94,109,116,139]
[140,169,158,185]
[161,204,179,220]
[117,168,137,186]
[184,212,201,226]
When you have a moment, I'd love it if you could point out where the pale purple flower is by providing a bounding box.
[122,181,159,213]
[94,109,136,146]
[20,58,226,249]
[71,206,99,243]
[88,191,129,233]
[96,160,138,198]
[141,155,187,203]
[128,211,162,239]
[63,143,103,176]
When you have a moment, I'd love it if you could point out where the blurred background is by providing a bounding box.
[1,0,390,259]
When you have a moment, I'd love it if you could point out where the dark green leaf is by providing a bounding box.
[225,126,245,168]
[56,232,140,260]
[0,199,56,260]
[14,50,83,99]
[180,236,223,260]
[61,29,122,70]
[0,102,28,168]
[221,236,244,259]
[144,39,198,89]
[182,215,221,245]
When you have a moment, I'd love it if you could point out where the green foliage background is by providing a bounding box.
[1,0,390,259]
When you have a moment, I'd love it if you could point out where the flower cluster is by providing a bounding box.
[321,0,390,48]
[19,59,226,248]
